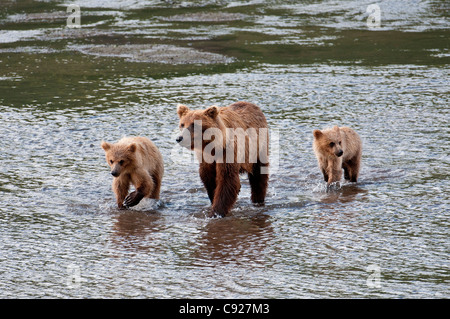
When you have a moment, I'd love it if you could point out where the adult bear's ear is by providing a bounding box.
[313,130,323,139]
[204,105,218,119]
[101,141,111,151]
[177,104,189,118]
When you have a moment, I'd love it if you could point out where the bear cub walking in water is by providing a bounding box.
[101,136,164,209]
[313,126,362,187]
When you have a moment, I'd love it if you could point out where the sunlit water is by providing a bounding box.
[0,0,448,298]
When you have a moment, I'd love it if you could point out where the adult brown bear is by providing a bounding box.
[176,101,269,217]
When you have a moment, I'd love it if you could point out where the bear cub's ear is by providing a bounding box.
[128,143,137,153]
[101,141,111,151]
[204,106,219,119]
[313,130,323,139]
[177,104,189,118]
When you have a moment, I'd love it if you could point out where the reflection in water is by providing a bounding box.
[317,183,369,205]
[193,213,273,266]
[110,210,164,252]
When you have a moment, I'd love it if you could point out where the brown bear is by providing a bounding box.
[101,136,164,209]
[313,126,362,187]
[176,101,269,217]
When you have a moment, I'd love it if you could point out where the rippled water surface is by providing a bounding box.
[0,0,449,298]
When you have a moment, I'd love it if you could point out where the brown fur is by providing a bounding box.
[313,126,362,186]
[101,136,164,209]
[176,101,269,217]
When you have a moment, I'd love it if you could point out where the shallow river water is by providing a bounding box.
[0,0,449,298]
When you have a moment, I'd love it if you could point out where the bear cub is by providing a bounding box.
[313,126,362,187]
[101,136,164,209]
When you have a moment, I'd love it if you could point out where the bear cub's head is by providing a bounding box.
[313,126,344,158]
[101,141,136,177]
[176,104,221,150]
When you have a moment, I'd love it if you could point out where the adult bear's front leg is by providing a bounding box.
[210,163,240,217]
[199,162,217,204]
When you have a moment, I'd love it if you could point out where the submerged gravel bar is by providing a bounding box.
[72,44,236,64]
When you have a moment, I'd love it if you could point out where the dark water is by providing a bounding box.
[0,0,449,298]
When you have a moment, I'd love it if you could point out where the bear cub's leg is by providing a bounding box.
[343,156,360,183]
[123,170,155,208]
[113,176,131,209]
[324,157,343,188]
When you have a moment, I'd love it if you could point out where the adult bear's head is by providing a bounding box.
[176,104,225,152]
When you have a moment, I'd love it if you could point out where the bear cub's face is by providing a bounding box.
[101,141,136,177]
[313,126,344,158]
[176,104,219,150]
